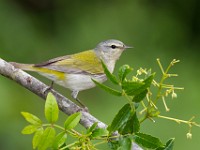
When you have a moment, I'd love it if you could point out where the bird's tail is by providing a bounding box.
[10,62,36,71]
[10,62,65,80]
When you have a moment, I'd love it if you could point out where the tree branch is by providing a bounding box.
[0,58,142,150]
[0,58,105,129]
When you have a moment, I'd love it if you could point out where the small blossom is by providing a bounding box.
[137,69,142,75]
[165,89,171,97]
[172,92,177,99]
[165,91,169,97]
[186,132,192,139]
[132,76,138,82]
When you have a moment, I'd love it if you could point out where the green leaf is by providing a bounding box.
[21,112,42,125]
[143,73,155,88]
[87,122,98,134]
[38,127,56,150]
[108,137,132,150]
[92,79,122,96]
[134,132,164,149]
[134,103,140,109]
[91,128,109,138]
[156,138,175,150]
[132,113,140,133]
[118,65,133,82]
[132,89,148,102]
[108,104,132,134]
[120,113,140,134]
[45,92,59,123]
[32,128,44,149]
[122,73,155,96]
[122,81,144,96]
[164,138,175,150]
[21,125,37,134]
[101,60,119,84]
[53,132,67,149]
[64,112,81,130]
[118,137,132,150]
[108,140,120,150]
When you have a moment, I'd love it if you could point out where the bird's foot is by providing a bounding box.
[43,81,54,94]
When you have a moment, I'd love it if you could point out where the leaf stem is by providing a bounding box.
[60,141,79,150]
[42,123,78,137]
[93,140,107,146]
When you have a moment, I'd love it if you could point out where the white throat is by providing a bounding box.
[95,50,117,73]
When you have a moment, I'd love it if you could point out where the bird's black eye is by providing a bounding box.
[111,45,117,49]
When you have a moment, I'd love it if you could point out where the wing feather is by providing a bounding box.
[34,50,104,75]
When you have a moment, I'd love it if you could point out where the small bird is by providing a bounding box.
[11,39,132,108]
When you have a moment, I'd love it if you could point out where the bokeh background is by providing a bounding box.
[0,0,200,149]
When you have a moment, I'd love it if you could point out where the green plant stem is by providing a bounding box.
[153,77,165,105]
[71,129,82,136]
[124,93,135,113]
[60,141,79,150]
[52,124,65,130]
[42,124,78,137]
[42,123,62,129]
[153,59,172,104]
[158,115,200,127]
[93,140,107,146]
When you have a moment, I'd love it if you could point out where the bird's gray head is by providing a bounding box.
[95,39,132,62]
[94,39,132,73]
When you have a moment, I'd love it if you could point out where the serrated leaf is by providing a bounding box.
[92,79,122,96]
[21,112,42,125]
[134,132,164,149]
[87,122,98,134]
[122,73,155,96]
[38,127,56,150]
[45,92,59,123]
[132,89,148,102]
[53,132,67,149]
[64,112,81,130]
[108,104,132,134]
[101,60,119,85]
[120,113,140,134]
[21,125,37,134]
[32,128,44,149]
[118,65,133,82]
[91,128,108,138]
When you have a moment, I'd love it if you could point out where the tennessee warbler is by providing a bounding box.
[11,39,132,109]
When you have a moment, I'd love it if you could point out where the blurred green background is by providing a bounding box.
[0,0,200,149]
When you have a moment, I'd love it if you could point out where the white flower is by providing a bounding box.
[172,92,177,99]
[186,132,192,139]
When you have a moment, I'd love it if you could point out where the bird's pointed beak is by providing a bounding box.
[124,45,133,49]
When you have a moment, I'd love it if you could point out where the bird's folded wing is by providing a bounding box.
[34,50,104,75]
